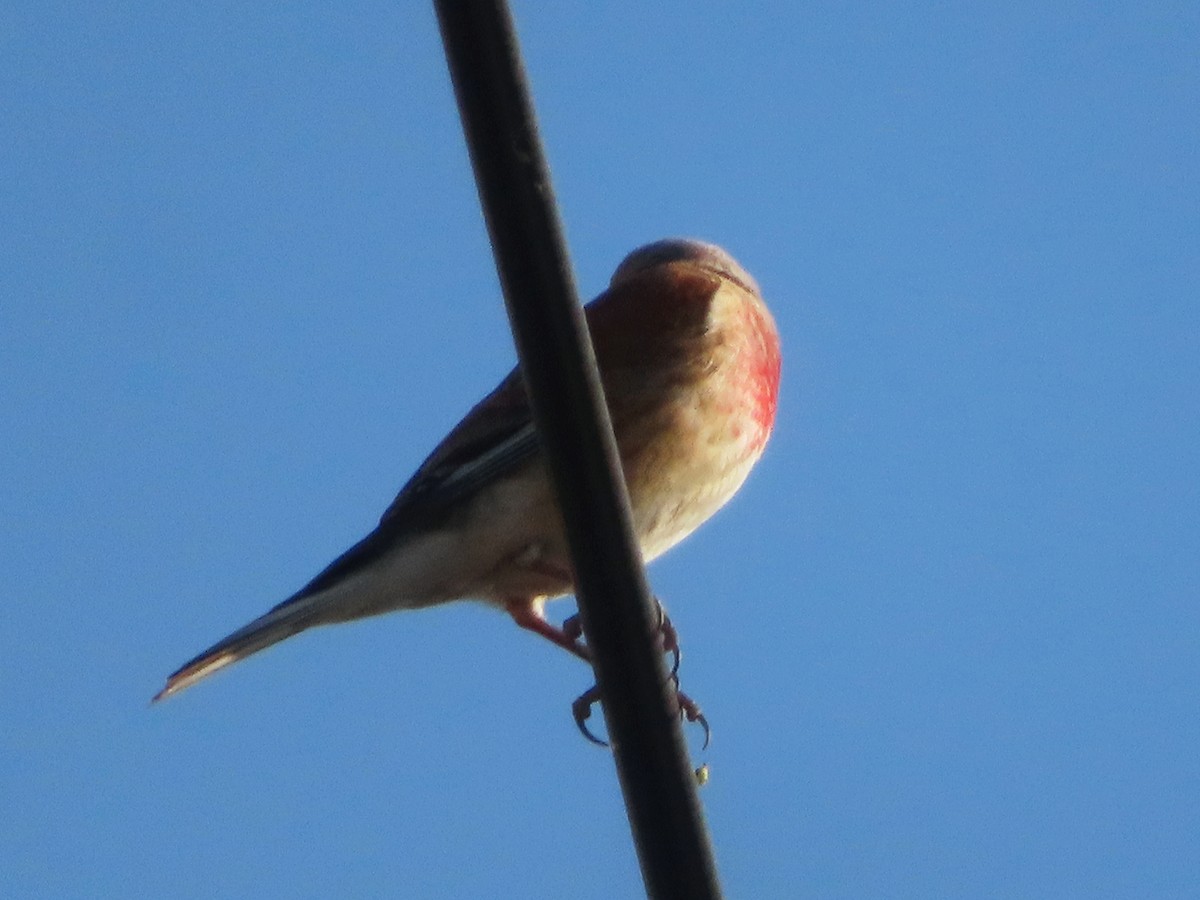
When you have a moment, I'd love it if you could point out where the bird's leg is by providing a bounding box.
[506,594,709,749]
[521,597,679,675]
[571,597,707,748]
[504,598,590,663]
[651,604,709,746]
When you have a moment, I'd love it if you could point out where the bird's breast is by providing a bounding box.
[622,282,779,562]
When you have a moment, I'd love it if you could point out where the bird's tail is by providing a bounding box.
[152,591,329,703]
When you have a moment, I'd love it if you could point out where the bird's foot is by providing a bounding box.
[572,683,711,749]
[570,598,709,749]
[653,600,682,679]
[506,595,707,748]
[572,685,606,746]
[675,690,711,750]
[558,598,682,676]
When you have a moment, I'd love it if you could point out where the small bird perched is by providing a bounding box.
[155,239,780,702]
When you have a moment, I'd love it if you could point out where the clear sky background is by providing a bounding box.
[3,3,1197,897]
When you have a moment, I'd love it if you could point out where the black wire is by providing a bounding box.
[433,2,723,897]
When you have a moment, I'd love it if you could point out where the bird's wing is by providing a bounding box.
[379,366,538,525]
[269,368,538,608]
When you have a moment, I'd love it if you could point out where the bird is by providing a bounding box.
[154,238,780,703]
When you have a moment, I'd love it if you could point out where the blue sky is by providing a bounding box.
[3,2,1197,897]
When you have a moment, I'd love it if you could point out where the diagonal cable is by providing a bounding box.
[434,3,723,897]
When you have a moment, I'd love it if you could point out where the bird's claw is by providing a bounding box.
[572,686,608,746]
[571,684,711,750]
[557,597,703,748]
[654,600,682,679]
[675,689,711,751]
[559,606,679,677]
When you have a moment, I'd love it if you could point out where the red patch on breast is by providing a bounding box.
[738,300,782,446]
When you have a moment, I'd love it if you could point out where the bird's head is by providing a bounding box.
[610,239,761,298]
